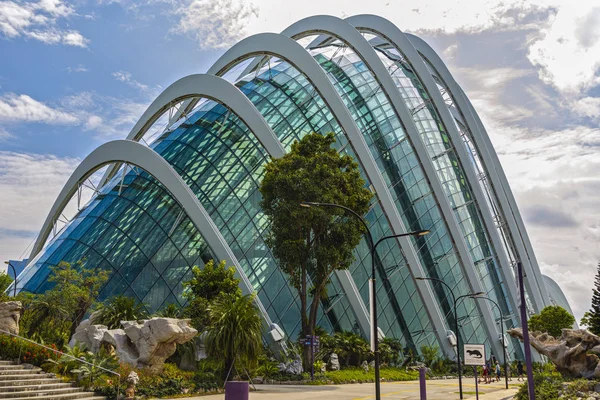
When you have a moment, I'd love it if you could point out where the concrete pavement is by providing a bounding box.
[173,378,523,400]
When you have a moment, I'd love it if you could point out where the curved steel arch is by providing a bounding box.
[344,13,520,348]
[406,32,549,310]
[281,15,503,358]
[207,31,454,356]
[99,74,285,187]
[27,140,272,325]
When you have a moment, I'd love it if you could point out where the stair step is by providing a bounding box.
[0,374,50,381]
[0,369,45,375]
[0,387,85,398]
[0,365,29,370]
[0,383,74,392]
[0,360,15,365]
[0,379,62,387]
[7,393,104,400]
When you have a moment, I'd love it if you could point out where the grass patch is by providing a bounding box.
[307,367,418,385]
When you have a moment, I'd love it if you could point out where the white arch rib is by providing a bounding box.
[281,15,503,358]
[406,33,549,310]
[99,74,285,188]
[207,32,454,356]
[344,13,521,347]
[27,140,272,325]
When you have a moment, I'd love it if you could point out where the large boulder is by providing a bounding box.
[71,317,197,371]
[508,328,600,378]
[0,301,22,335]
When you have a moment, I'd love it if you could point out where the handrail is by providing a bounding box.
[0,328,121,396]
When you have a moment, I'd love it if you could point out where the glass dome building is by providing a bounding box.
[9,15,571,361]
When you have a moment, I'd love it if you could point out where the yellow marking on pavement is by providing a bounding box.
[351,388,417,400]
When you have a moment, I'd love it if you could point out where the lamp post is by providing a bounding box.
[470,295,509,389]
[415,276,483,400]
[300,201,429,400]
[3,261,17,297]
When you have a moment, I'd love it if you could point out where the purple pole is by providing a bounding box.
[225,381,249,400]
[419,368,427,400]
[518,261,536,400]
[474,366,479,400]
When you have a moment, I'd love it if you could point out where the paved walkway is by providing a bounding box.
[173,378,523,400]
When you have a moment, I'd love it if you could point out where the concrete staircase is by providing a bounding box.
[0,360,106,400]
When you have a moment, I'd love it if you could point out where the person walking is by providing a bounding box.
[495,361,501,382]
[517,360,524,381]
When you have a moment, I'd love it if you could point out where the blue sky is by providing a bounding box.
[0,0,598,321]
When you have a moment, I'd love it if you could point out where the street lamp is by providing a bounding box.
[470,294,509,390]
[415,275,483,400]
[3,261,17,297]
[300,201,429,400]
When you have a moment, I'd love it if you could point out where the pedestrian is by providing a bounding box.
[480,364,487,383]
[495,361,501,382]
[486,362,492,383]
[517,360,524,381]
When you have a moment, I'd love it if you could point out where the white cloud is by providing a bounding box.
[67,64,88,73]
[0,0,88,47]
[527,5,600,94]
[0,93,78,124]
[571,96,600,120]
[112,70,149,91]
[171,0,258,50]
[0,151,80,232]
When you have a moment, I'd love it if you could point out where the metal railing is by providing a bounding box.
[0,328,121,398]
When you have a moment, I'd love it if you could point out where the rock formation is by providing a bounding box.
[508,328,600,378]
[0,301,22,335]
[70,317,197,371]
[277,355,303,375]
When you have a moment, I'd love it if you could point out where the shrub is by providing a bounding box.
[94,363,220,398]
[308,366,418,385]
[0,334,58,365]
[515,364,563,400]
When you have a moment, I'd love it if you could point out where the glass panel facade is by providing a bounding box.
[298,40,488,348]
[369,39,522,358]
[15,26,549,360]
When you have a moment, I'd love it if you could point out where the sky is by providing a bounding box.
[0,0,598,322]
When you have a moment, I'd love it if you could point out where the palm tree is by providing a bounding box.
[205,293,263,380]
[92,295,148,329]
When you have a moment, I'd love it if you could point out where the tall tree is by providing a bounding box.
[583,262,600,335]
[528,305,575,337]
[259,132,372,345]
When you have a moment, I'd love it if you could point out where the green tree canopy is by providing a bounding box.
[582,262,600,335]
[259,132,372,343]
[528,305,575,338]
[22,260,109,344]
[182,259,242,331]
[0,272,13,302]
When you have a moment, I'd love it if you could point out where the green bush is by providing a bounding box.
[515,364,563,400]
[94,363,220,398]
[0,334,59,365]
[308,367,418,385]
